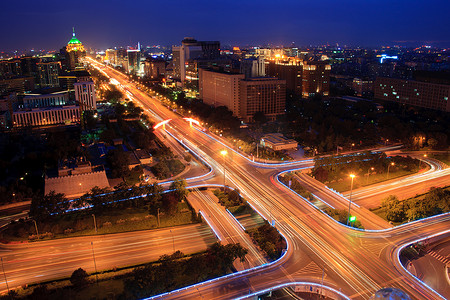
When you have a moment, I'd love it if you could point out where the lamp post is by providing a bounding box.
[92,214,97,234]
[91,242,99,285]
[32,219,39,239]
[347,174,356,226]
[0,257,10,296]
[220,150,228,188]
[366,167,374,184]
[387,162,395,179]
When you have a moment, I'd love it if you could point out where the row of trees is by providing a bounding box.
[123,243,247,298]
[152,85,241,133]
[312,152,419,184]
[246,221,286,260]
[213,188,243,208]
[283,96,449,154]
[322,208,364,229]
[151,159,185,180]
[30,180,189,221]
[279,173,313,200]
[381,187,450,223]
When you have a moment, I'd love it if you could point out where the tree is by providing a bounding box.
[169,179,188,200]
[161,192,179,215]
[29,285,49,300]
[70,268,89,288]
[381,195,405,222]
[312,166,329,182]
[144,183,164,213]
[107,148,130,178]
[85,186,112,212]
[227,189,242,206]
[253,111,267,125]
[30,191,68,220]
[427,138,438,149]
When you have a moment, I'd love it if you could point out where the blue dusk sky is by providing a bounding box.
[1,0,449,51]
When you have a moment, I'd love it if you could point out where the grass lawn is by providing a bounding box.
[0,202,196,243]
[430,153,450,166]
[370,185,450,226]
[370,206,403,226]
[326,170,416,193]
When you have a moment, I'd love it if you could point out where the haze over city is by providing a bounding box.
[1,0,450,51]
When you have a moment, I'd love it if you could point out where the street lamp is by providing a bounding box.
[347,174,356,226]
[220,150,228,188]
[32,219,39,239]
[92,214,97,233]
[387,162,395,179]
[366,167,374,184]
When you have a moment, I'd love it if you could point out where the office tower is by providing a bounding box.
[266,59,303,95]
[172,37,220,82]
[127,43,142,75]
[240,57,266,78]
[199,68,245,116]
[301,60,330,98]
[144,58,166,79]
[74,80,97,111]
[37,61,61,87]
[239,77,286,122]
[65,28,86,70]
[374,77,450,112]
[105,49,118,65]
[199,68,286,122]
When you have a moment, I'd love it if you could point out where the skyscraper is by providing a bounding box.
[240,57,266,79]
[301,60,330,98]
[74,80,97,111]
[65,28,86,70]
[172,37,220,82]
[127,43,142,76]
[37,61,61,88]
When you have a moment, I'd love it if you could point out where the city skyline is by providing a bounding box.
[1,0,450,51]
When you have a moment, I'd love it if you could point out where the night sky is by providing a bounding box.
[1,0,450,51]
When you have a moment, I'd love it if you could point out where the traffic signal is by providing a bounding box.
[349,215,356,222]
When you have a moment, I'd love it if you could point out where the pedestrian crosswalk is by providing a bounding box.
[298,261,322,275]
[427,250,450,265]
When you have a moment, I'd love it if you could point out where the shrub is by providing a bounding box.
[70,268,89,289]
[64,228,74,235]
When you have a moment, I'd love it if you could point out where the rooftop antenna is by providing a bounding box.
[73,27,75,37]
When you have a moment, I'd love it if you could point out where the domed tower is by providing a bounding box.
[65,27,86,70]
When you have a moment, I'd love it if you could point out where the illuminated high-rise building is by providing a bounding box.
[301,60,330,98]
[172,37,220,82]
[37,61,61,88]
[240,57,265,78]
[65,28,86,70]
[74,80,97,111]
[105,49,118,65]
[199,68,285,122]
[127,43,142,76]
[266,59,303,95]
